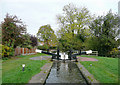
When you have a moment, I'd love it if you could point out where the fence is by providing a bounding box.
[91,51,98,56]
[81,51,98,56]
[15,47,36,56]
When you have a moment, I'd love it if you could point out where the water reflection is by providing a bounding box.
[45,61,88,84]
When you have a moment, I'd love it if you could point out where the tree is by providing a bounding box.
[1,13,27,48]
[37,24,57,49]
[30,35,38,47]
[19,33,32,48]
[86,10,119,56]
[57,4,92,52]
[0,27,1,44]
[57,4,91,36]
[18,33,38,49]
[117,39,120,47]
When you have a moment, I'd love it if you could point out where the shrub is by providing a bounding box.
[49,46,57,50]
[51,50,56,53]
[37,46,43,50]
[110,48,120,58]
[37,44,48,51]
[26,45,32,49]
[0,44,2,58]
[30,35,38,47]
[2,45,14,58]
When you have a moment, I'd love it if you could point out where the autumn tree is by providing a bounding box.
[1,13,27,47]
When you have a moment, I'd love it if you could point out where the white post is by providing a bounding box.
[26,48,28,55]
[19,47,20,55]
[22,48,24,55]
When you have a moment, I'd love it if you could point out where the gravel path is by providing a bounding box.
[77,57,98,61]
[29,56,52,60]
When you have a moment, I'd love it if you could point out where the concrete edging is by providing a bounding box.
[28,62,53,84]
[76,62,99,85]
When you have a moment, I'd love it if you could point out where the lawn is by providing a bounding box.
[0,36,1,84]
[2,53,50,84]
[78,55,118,83]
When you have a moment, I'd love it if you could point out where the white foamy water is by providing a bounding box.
[59,53,68,60]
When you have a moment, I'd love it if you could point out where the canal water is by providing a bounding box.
[45,60,88,84]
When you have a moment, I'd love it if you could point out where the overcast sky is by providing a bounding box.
[0,0,119,36]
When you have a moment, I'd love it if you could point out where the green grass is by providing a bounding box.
[0,44,1,85]
[79,55,118,83]
[2,53,50,83]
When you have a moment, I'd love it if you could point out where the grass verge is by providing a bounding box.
[2,53,50,84]
[78,55,118,83]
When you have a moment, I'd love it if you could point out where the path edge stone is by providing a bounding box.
[76,62,100,85]
[27,61,53,85]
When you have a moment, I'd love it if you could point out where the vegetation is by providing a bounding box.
[19,33,38,49]
[1,13,27,48]
[56,4,119,57]
[79,55,118,83]
[0,3,119,84]
[57,4,92,52]
[2,39,15,58]
[30,35,38,47]
[2,45,14,58]
[2,53,48,84]
[37,24,57,51]
[1,14,38,58]
[0,27,1,44]
[109,48,120,58]
[0,47,1,59]
[85,10,120,57]
[1,4,119,57]
[37,44,49,51]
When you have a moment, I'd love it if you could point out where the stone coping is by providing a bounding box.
[27,62,53,85]
[76,62,99,85]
